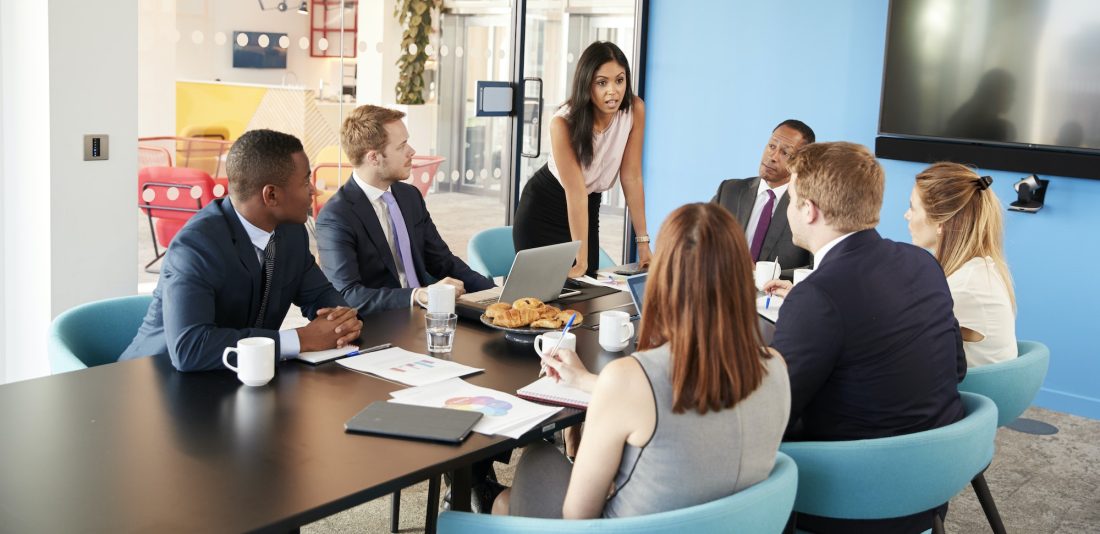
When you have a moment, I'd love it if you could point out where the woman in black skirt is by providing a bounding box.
[513,41,650,277]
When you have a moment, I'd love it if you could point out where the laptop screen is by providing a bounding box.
[626,273,647,317]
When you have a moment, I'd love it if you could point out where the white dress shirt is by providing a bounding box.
[745,181,790,245]
[948,256,1017,367]
[811,231,856,269]
[352,172,425,307]
[234,210,301,358]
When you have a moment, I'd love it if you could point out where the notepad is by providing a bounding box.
[517,376,592,409]
[296,345,357,365]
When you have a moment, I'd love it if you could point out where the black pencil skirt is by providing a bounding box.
[513,164,601,277]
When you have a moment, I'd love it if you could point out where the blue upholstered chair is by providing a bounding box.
[47,295,153,373]
[467,226,618,279]
[780,392,998,534]
[957,340,1051,534]
[437,452,798,534]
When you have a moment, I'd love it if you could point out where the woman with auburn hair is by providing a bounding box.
[905,162,1017,366]
[492,203,790,519]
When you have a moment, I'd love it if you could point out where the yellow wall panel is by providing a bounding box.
[175,82,267,141]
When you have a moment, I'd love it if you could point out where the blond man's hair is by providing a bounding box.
[341,105,406,166]
[787,141,883,233]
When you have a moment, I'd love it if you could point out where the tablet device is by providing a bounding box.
[344,401,482,444]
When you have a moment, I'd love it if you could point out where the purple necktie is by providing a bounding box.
[381,191,421,288]
[750,189,776,261]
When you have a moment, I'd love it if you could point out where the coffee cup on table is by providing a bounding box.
[598,310,635,352]
[793,268,813,285]
[222,337,275,387]
[754,260,782,290]
[534,331,577,359]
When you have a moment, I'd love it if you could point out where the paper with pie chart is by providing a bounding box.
[389,378,562,438]
[337,347,482,387]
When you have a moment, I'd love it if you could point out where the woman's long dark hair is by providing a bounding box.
[564,41,634,168]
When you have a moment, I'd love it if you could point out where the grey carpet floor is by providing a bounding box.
[303,405,1100,533]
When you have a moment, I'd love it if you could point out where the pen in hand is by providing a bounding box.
[539,313,577,379]
[765,255,780,310]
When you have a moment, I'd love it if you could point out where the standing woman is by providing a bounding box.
[513,41,650,277]
[905,162,1017,366]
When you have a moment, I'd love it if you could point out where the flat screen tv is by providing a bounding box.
[877,0,1100,178]
[232,31,287,69]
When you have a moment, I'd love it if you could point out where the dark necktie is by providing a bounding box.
[750,189,776,261]
[380,191,422,288]
[255,233,276,328]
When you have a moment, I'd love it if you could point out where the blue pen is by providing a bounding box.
[540,313,577,377]
[343,342,392,357]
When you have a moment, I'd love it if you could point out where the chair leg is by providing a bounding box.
[390,490,400,533]
[971,471,1008,534]
[933,512,945,534]
[425,475,441,534]
[144,251,165,274]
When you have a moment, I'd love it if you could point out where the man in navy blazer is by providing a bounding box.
[315,105,493,317]
[121,130,362,372]
[764,142,966,533]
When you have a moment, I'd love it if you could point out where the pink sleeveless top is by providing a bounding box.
[547,105,634,194]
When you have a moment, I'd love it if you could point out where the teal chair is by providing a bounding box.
[467,226,618,279]
[47,295,153,373]
[437,452,798,533]
[958,340,1051,534]
[780,392,998,534]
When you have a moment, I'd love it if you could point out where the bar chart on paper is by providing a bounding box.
[337,348,481,386]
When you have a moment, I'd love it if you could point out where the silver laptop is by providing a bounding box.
[457,241,581,317]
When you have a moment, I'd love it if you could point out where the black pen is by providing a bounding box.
[342,343,392,358]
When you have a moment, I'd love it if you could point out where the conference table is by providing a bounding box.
[0,290,777,533]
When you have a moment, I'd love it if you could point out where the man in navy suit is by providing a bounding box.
[315,105,493,317]
[121,130,362,372]
[764,142,966,533]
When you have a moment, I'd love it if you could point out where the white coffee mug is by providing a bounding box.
[599,310,635,352]
[754,260,782,290]
[533,331,577,358]
[427,283,456,314]
[222,337,275,387]
[793,268,813,285]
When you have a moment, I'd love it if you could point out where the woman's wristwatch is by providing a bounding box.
[634,234,650,244]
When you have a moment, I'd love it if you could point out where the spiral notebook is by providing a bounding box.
[516,376,592,409]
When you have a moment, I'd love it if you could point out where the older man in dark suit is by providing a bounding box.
[712,119,815,279]
[120,130,362,372]
[765,142,967,533]
[315,105,493,317]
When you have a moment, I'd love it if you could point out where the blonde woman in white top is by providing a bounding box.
[905,162,1017,366]
[513,41,651,277]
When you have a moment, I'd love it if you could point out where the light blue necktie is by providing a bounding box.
[380,191,421,288]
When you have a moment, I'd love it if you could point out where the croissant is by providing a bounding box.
[512,297,544,310]
[536,305,562,320]
[530,318,563,329]
[493,308,540,328]
[558,309,583,325]
[485,302,512,318]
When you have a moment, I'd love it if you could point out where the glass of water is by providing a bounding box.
[425,312,458,353]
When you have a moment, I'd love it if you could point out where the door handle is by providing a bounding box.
[521,77,543,158]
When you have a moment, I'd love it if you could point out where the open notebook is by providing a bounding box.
[517,376,592,409]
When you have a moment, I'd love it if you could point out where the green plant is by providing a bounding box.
[394,0,442,104]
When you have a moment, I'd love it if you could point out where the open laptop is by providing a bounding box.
[625,272,647,317]
[457,240,582,319]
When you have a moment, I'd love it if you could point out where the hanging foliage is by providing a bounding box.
[394,0,443,104]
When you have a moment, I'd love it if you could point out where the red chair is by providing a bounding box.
[138,167,222,272]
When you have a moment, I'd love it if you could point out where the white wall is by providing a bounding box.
[139,0,177,137]
[0,0,138,383]
[175,0,346,94]
[0,0,7,380]
[356,0,403,105]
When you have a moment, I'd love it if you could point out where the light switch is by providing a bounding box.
[84,134,109,161]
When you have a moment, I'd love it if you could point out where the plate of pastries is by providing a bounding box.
[480,297,584,333]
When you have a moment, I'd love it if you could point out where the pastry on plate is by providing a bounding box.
[536,305,562,320]
[485,302,512,318]
[512,297,544,310]
[493,308,540,328]
[558,309,583,325]
[530,318,563,329]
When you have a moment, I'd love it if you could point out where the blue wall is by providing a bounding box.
[643,0,1100,419]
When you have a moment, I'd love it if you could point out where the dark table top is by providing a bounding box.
[0,292,639,533]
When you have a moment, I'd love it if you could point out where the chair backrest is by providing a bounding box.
[467,226,620,279]
[959,340,1050,427]
[138,166,217,221]
[437,452,798,534]
[47,295,154,374]
[779,392,997,521]
[467,226,516,279]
